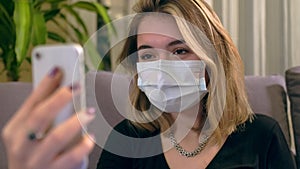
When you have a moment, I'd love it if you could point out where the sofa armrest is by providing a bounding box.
[286,66,300,168]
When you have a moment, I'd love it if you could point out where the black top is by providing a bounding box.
[97,114,296,169]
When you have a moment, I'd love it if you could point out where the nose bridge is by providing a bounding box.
[158,49,171,60]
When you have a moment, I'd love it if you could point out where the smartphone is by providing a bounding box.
[31,44,88,168]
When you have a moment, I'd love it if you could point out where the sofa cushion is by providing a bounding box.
[286,66,300,167]
[86,71,128,169]
[245,75,291,147]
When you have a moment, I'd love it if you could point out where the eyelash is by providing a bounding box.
[173,48,189,55]
[139,53,157,61]
[138,48,190,61]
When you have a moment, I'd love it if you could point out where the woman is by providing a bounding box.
[97,0,296,169]
[1,0,296,169]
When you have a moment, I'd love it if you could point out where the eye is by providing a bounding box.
[139,53,157,61]
[173,48,189,55]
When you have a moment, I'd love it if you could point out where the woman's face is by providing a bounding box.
[136,15,200,62]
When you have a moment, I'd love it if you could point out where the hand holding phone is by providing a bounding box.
[31,44,88,169]
[32,44,86,125]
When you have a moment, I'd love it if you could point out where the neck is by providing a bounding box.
[161,103,210,155]
[169,103,205,133]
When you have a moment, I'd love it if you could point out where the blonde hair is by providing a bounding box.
[118,0,253,144]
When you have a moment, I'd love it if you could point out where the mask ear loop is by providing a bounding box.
[197,61,207,91]
[137,77,144,91]
[199,77,207,90]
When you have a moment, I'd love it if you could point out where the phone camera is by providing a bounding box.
[35,53,41,60]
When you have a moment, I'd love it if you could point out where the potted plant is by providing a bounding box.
[0,0,113,81]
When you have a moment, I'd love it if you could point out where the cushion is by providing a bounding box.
[86,71,128,169]
[245,75,291,147]
[286,66,300,167]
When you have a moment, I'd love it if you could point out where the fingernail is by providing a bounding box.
[69,83,80,91]
[78,107,96,125]
[89,133,96,142]
[76,156,88,169]
[86,107,96,116]
[48,67,59,78]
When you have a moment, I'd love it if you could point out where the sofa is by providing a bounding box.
[0,66,299,169]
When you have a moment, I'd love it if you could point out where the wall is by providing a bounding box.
[209,0,300,76]
[208,0,299,153]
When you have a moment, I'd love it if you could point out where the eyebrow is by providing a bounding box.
[137,39,186,51]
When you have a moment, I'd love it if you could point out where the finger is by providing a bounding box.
[38,108,95,161]
[2,67,62,143]
[3,85,77,158]
[25,85,75,134]
[7,67,62,127]
[49,134,95,169]
[24,67,63,113]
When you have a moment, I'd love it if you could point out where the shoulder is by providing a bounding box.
[113,119,136,136]
[211,114,296,168]
[232,114,292,154]
[243,115,296,168]
[245,114,289,144]
[231,114,285,145]
[239,114,280,134]
[251,114,278,126]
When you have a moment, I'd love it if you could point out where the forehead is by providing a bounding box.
[137,14,183,40]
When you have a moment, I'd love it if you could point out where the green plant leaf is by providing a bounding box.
[62,4,88,35]
[32,9,47,46]
[43,9,60,22]
[0,26,15,49]
[14,0,33,64]
[5,49,15,71]
[44,0,66,3]
[0,0,14,16]
[50,18,77,42]
[25,56,31,64]
[84,40,104,70]
[34,0,66,8]
[72,1,95,11]
[5,49,19,81]
[0,4,15,32]
[0,3,16,49]
[72,1,110,23]
[48,31,66,42]
[72,1,116,35]
[48,31,66,43]
[59,13,87,43]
